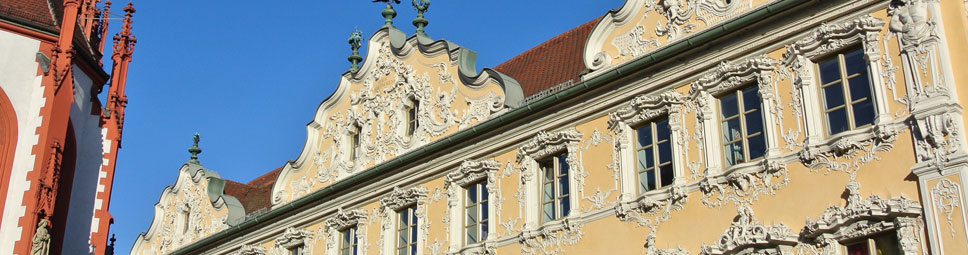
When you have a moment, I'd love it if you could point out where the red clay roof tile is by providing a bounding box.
[494,18,597,99]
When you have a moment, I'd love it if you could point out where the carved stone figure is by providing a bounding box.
[31,219,51,255]
[889,0,930,47]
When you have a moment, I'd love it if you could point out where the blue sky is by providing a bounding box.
[108,0,624,252]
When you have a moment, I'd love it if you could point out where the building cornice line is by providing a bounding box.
[168,0,812,253]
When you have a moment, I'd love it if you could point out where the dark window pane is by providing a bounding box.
[852,100,875,127]
[724,142,743,166]
[467,186,477,204]
[743,86,760,111]
[558,175,569,196]
[637,149,650,170]
[542,202,554,222]
[411,224,417,241]
[466,205,477,224]
[656,120,670,141]
[747,135,766,160]
[659,164,674,187]
[481,201,488,220]
[658,142,672,164]
[826,108,850,135]
[644,147,655,169]
[481,221,488,241]
[745,111,763,136]
[558,154,569,175]
[410,245,417,255]
[466,224,478,244]
[559,196,571,217]
[844,48,867,75]
[874,234,901,255]
[401,210,409,226]
[720,94,739,118]
[542,182,554,202]
[823,83,846,110]
[637,125,653,148]
[639,171,652,193]
[480,183,488,201]
[397,229,407,246]
[645,170,656,191]
[845,242,869,255]
[722,118,742,143]
[848,75,871,101]
[818,58,842,85]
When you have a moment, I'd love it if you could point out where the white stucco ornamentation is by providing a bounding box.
[699,158,789,208]
[274,227,314,250]
[231,244,267,255]
[801,181,922,255]
[519,218,584,255]
[700,205,796,255]
[930,178,961,237]
[699,205,797,255]
[131,164,242,255]
[325,208,369,255]
[444,159,501,254]
[644,233,687,255]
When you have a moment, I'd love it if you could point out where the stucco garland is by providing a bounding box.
[378,186,428,255]
[799,181,922,255]
[699,205,797,255]
[325,208,370,255]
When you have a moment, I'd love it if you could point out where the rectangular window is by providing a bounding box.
[181,211,190,234]
[464,181,488,245]
[719,85,767,167]
[818,47,875,135]
[540,153,570,223]
[288,245,304,255]
[635,119,674,193]
[351,125,360,161]
[340,227,359,255]
[396,206,418,255]
[407,103,419,137]
[843,232,900,255]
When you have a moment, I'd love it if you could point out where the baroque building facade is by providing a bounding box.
[0,0,135,254]
[133,0,968,254]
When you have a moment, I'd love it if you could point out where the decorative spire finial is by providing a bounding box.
[188,133,202,164]
[373,0,400,26]
[348,28,364,72]
[412,0,430,36]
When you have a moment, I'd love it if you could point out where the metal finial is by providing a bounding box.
[377,1,398,26]
[348,28,364,72]
[188,133,202,164]
[412,0,430,36]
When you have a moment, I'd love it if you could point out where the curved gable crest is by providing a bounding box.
[271,25,525,207]
[131,163,246,254]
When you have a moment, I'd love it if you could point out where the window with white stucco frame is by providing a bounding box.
[608,91,686,206]
[515,130,582,232]
[379,187,428,255]
[782,15,891,146]
[445,159,499,254]
[325,208,368,255]
[690,55,781,175]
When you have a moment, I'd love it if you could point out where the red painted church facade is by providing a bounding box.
[0,0,134,254]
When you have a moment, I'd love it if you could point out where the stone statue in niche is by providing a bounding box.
[31,218,51,255]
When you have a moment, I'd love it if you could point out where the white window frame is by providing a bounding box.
[607,91,686,206]
[515,129,582,233]
[690,55,780,175]
[275,227,314,255]
[445,159,499,254]
[783,15,890,146]
[379,187,428,255]
[325,208,368,255]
